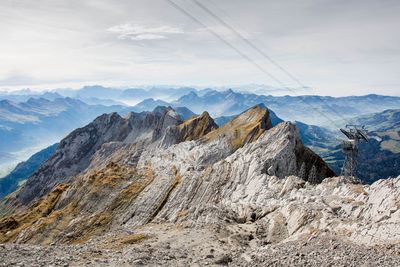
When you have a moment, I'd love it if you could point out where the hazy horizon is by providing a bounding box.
[1,83,400,98]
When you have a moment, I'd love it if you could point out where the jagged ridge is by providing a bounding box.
[0,105,342,246]
[17,107,183,206]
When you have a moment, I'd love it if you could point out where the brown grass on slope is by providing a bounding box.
[204,106,273,148]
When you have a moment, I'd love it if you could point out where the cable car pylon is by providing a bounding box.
[339,125,369,184]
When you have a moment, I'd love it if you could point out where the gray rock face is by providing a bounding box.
[126,122,333,227]
[18,107,182,205]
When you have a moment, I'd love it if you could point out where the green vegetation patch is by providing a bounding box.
[17,179,27,187]
[380,140,400,154]
[376,131,400,140]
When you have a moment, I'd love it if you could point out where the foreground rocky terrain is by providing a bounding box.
[0,105,399,266]
[1,226,400,266]
[1,174,400,266]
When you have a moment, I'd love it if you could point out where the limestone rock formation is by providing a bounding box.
[0,105,342,246]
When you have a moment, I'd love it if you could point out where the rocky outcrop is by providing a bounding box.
[136,122,334,228]
[295,145,335,183]
[159,111,219,147]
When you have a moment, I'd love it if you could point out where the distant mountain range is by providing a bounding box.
[4,86,400,126]
[53,85,202,105]
[1,86,399,184]
[170,90,400,125]
[0,86,200,106]
[113,88,400,127]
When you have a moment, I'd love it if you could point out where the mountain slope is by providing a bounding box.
[18,107,183,205]
[204,105,273,148]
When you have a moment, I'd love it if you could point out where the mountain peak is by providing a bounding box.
[0,99,22,110]
[176,111,218,142]
[224,88,234,94]
[187,91,198,97]
[205,105,273,148]
[177,91,199,102]
[199,111,211,118]
[152,105,167,115]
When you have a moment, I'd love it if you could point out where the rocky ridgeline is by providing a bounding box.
[0,105,399,265]
[18,107,183,205]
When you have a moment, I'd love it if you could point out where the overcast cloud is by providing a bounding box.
[0,0,399,96]
[107,23,184,40]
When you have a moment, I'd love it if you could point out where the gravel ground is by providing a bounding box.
[1,224,400,266]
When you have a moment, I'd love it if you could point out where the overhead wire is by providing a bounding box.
[192,0,349,126]
[165,0,287,88]
[193,0,307,89]
[165,0,344,128]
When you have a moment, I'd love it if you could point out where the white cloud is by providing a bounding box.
[107,23,183,40]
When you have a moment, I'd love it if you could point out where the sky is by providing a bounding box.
[0,0,399,96]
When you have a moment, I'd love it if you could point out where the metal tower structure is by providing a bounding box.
[339,125,369,183]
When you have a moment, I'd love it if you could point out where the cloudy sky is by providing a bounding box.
[1,0,399,96]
